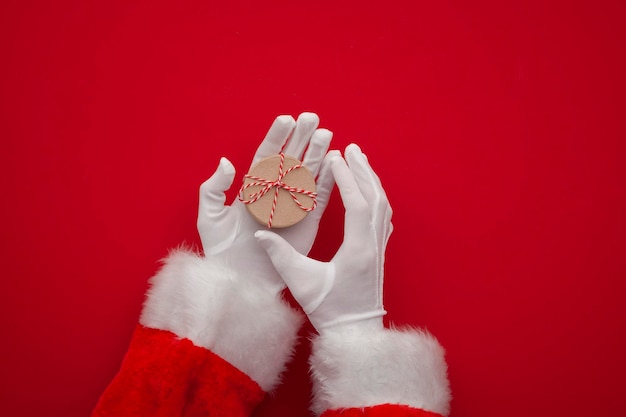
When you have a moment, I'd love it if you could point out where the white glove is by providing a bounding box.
[196,112,336,292]
[255,144,393,331]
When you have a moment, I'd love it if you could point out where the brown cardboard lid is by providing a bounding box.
[241,154,316,228]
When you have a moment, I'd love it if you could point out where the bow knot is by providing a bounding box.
[239,153,317,228]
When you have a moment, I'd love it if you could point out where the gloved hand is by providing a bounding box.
[255,144,393,331]
[255,144,451,417]
[197,112,336,292]
[138,113,336,397]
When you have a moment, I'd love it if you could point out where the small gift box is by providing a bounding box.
[239,153,317,228]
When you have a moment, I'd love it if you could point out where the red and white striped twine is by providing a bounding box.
[238,152,317,228]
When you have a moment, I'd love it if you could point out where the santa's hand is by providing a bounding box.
[255,144,393,331]
[196,113,335,292]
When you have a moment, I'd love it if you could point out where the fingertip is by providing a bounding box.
[255,230,281,246]
[330,155,355,189]
[297,112,320,124]
[254,230,295,263]
[254,230,268,241]
[275,114,296,127]
[321,149,341,166]
[345,143,363,156]
[345,144,368,169]
[315,127,333,138]
[219,157,236,176]
[330,153,347,169]
[325,149,341,159]
[254,230,274,251]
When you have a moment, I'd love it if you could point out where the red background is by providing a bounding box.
[1,1,625,416]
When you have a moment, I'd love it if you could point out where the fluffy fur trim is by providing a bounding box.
[310,326,451,416]
[139,249,303,392]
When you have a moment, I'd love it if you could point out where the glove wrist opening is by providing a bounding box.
[317,310,386,335]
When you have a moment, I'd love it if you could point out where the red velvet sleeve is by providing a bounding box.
[321,404,445,417]
[91,325,265,417]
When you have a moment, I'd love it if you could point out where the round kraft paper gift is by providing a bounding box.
[240,154,317,228]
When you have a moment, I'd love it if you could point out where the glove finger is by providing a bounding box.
[302,128,333,177]
[348,147,392,313]
[306,150,339,224]
[362,152,384,188]
[198,157,236,220]
[251,115,296,168]
[255,230,306,277]
[331,156,371,247]
[345,144,393,243]
[362,151,394,246]
[283,112,319,160]
[255,230,329,313]
[345,143,382,207]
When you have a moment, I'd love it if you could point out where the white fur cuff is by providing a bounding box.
[139,249,303,392]
[310,326,451,416]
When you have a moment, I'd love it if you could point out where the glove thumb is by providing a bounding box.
[198,157,236,217]
[255,230,330,315]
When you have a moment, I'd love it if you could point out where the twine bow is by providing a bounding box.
[238,153,317,228]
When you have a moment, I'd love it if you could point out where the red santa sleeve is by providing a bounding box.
[91,249,303,417]
[310,325,451,417]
